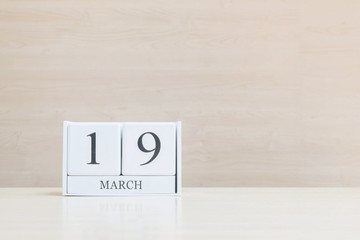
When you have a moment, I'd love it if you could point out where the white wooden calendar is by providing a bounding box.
[63,121,181,195]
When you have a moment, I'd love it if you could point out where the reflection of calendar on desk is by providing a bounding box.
[63,121,181,196]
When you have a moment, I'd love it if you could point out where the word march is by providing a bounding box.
[100,180,142,190]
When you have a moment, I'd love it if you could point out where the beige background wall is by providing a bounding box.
[1,0,359,187]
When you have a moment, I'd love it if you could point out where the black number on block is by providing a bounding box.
[87,132,99,164]
[137,132,161,166]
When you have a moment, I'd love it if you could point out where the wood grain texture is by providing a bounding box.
[1,0,360,187]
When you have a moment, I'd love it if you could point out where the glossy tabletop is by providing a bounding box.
[0,188,359,239]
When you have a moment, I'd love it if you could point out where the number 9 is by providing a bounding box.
[137,132,161,166]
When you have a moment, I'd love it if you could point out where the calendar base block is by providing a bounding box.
[66,176,176,195]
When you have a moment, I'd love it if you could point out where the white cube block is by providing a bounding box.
[122,122,176,176]
[67,123,121,175]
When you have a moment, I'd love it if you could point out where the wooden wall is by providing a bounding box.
[1,0,360,186]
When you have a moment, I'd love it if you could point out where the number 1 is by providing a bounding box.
[87,132,99,164]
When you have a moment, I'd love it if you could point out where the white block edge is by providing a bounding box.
[176,121,182,195]
[63,121,70,195]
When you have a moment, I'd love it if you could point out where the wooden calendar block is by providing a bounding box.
[63,121,181,196]
[122,122,176,176]
[67,123,121,176]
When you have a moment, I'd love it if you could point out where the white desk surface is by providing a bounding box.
[0,188,359,239]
